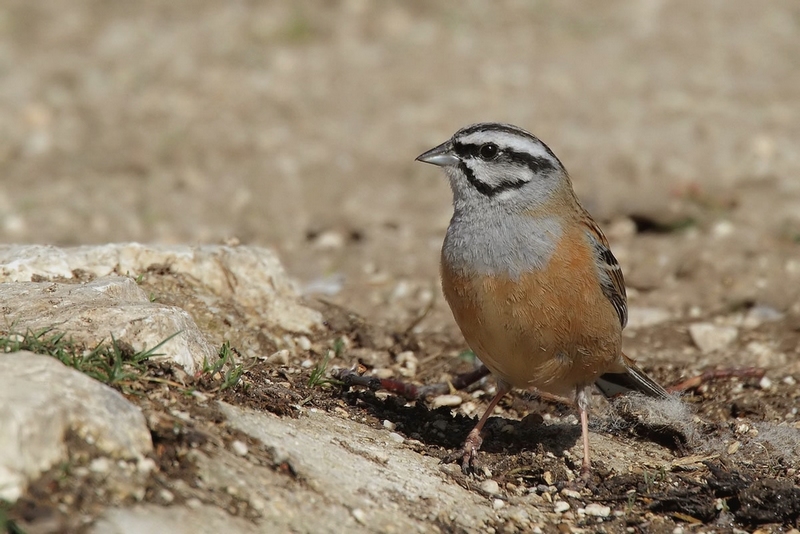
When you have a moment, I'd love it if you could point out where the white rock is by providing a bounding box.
[492,498,504,510]
[742,305,784,328]
[90,504,261,534]
[0,276,215,373]
[231,440,249,456]
[431,394,463,409]
[626,307,672,329]
[266,350,290,365]
[0,352,152,502]
[0,243,322,334]
[480,479,501,495]
[216,402,496,532]
[554,501,570,513]
[584,503,611,517]
[688,323,738,353]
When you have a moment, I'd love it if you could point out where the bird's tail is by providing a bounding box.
[594,353,670,399]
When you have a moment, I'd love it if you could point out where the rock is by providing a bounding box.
[0,352,152,502]
[430,394,463,409]
[742,305,785,329]
[688,323,738,353]
[0,276,215,373]
[90,504,261,534]
[0,243,322,334]
[480,479,501,495]
[625,307,672,329]
[554,501,570,513]
[583,503,611,517]
[215,401,495,532]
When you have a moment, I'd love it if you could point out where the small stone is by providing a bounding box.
[758,376,773,390]
[137,457,157,475]
[688,323,738,353]
[431,394,462,409]
[158,489,175,503]
[481,479,501,495]
[727,441,741,455]
[387,432,404,444]
[382,420,396,431]
[186,498,202,509]
[297,336,312,351]
[742,305,784,328]
[783,376,797,386]
[711,220,735,238]
[301,359,313,368]
[492,498,504,510]
[231,440,248,456]
[432,420,448,431]
[626,307,672,329]
[561,488,582,499]
[312,230,345,250]
[266,350,290,365]
[554,501,570,513]
[396,351,418,378]
[89,457,111,474]
[543,471,554,485]
[351,508,367,524]
[584,503,611,517]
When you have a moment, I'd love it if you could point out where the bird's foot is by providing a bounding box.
[441,427,484,474]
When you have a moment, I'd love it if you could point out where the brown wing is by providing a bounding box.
[580,212,628,329]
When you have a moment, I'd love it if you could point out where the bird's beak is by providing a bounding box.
[415,141,460,167]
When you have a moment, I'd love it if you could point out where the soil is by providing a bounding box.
[3,1,800,532]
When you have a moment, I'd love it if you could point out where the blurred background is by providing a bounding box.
[2,0,800,335]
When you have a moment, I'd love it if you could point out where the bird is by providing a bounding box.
[415,122,669,477]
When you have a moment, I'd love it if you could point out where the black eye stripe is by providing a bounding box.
[454,143,557,174]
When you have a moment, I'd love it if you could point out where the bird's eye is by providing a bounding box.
[479,143,498,160]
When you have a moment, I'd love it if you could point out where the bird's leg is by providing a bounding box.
[576,387,592,479]
[443,380,512,473]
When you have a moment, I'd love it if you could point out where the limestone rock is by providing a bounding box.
[688,323,739,353]
[0,352,153,502]
[0,276,215,372]
[90,504,261,534]
[0,243,322,334]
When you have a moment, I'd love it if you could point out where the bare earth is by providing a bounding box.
[2,1,800,532]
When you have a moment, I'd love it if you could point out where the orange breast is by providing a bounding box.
[441,226,622,396]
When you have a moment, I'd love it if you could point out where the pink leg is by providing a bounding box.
[444,380,512,473]
[576,387,592,478]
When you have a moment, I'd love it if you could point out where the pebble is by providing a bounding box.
[158,489,175,504]
[231,440,249,456]
[431,394,462,409]
[583,503,611,517]
[382,420,396,431]
[758,376,773,390]
[266,350,290,365]
[480,479,501,495]
[492,498,505,510]
[89,457,111,474]
[297,336,312,351]
[351,508,367,524]
[626,307,672,329]
[554,501,570,513]
[783,376,797,386]
[688,323,738,353]
[561,489,582,499]
[742,305,784,328]
[137,457,157,475]
[387,432,405,444]
[396,350,418,377]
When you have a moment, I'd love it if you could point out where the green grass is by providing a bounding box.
[0,327,181,386]
[307,338,345,388]
[201,341,244,392]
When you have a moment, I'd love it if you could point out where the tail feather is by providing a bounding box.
[595,356,669,399]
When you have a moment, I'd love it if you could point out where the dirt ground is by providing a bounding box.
[3,1,800,532]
